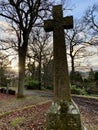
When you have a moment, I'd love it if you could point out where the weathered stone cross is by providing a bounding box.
[44,5,86,130]
[44,5,73,101]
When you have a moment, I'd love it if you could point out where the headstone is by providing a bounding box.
[6,83,10,94]
[44,5,86,130]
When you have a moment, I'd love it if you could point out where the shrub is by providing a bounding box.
[95,72,98,80]
[87,86,98,94]
[70,71,83,85]
[25,80,39,90]
[45,85,53,90]
[71,85,87,95]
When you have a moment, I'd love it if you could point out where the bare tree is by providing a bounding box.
[83,3,98,46]
[28,28,53,89]
[0,0,53,97]
[66,19,96,82]
[66,20,86,72]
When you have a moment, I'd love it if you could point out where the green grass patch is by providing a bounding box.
[10,117,25,127]
[72,94,98,99]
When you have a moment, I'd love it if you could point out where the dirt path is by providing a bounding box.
[73,96,98,130]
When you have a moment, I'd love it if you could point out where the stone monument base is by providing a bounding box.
[45,100,86,130]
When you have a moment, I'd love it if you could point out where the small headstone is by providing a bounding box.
[44,5,86,130]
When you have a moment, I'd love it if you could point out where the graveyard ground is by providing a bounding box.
[0,90,98,130]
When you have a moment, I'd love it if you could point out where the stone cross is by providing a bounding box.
[44,5,73,101]
[44,5,86,130]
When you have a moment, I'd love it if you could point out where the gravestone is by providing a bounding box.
[44,5,86,130]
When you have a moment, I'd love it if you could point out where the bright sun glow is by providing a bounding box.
[9,56,19,73]
[11,66,19,73]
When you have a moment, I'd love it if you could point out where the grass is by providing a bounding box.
[10,117,25,127]
[85,124,98,130]
[72,94,98,99]
[0,99,51,117]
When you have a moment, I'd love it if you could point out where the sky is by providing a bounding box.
[70,0,98,71]
[56,0,98,71]
[70,0,98,18]
[56,0,98,18]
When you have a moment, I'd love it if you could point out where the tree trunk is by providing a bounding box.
[71,55,75,74]
[17,32,28,98]
[43,64,46,88]
[38,52,42,90]
[17,47,26,98]
[71,55,75,83]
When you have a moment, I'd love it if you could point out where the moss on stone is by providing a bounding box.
[46,100,86,130]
